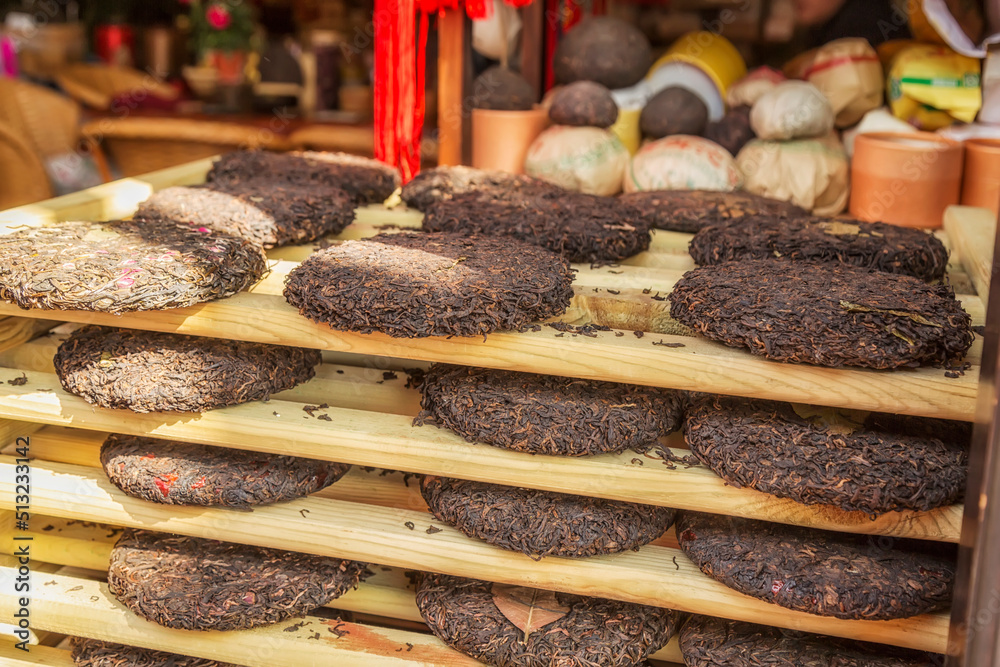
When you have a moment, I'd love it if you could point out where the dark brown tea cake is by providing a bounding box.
[676,513,955,620]
[136,181,356,249]
[108,529,369,631]
[283,232,574,338]
[617,190,806,233]
[399,165,560,211]
[0,219,266,313]
[207,149,401,205]
[55,326,320,413]
[679,615,944,666]
[416,364,682,456]
[422,189,651,263]
[684,395,969,515]
[101,434,350,507]
[416,573,678,667]
[71,637,238,667]
[421,476,675,558]
[669,258,973,369]
[689,216,950,281]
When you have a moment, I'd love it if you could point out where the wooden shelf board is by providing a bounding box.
[0,456,950,653]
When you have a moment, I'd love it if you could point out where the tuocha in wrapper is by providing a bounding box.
[525,125,628,196]
[749,81,835,141]
[625,135,741,193]
[726,66,786,108]
[887,44,981,130]
[785,38,884,128]
[736,134,849,216]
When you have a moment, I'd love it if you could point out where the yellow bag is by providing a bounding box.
[887,44,981,130]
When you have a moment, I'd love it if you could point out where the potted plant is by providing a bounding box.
[187,0,255,85]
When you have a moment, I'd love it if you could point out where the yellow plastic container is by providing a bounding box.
[650,32,747,100]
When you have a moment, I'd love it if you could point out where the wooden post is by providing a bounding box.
[437,9,467,165]
[520,1,545,100]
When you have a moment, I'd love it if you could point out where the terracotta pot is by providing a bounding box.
[472,107,550,173]
[208,49,247,86]
[961,138,1000,216]
[850,132,963,229]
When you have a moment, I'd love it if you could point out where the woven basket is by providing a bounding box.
[0,123,53,210]
[0,78,81,160]
[55,63,179,111]
[82,117,294,177]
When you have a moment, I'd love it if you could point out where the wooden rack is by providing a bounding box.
[0,159,994,666]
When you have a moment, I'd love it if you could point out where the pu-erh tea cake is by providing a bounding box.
[689,216,950,281]
[675,513,955,620]
[399,165,560,211]
[108,529,369,631]
[422,190,651,263]
[669,258,973,369]
[0,219,266,313]
[617,190,806,233]
[421,476,675,558]
[101,434,350,507]
[416,364,683,456]
[684,395,969,515]
[136,181,356,249]
[283,232,574,338]
[416,573,679,667]
[207,149,401,205]
[55,326,320,413]
[71,637,238,667]
[678,615,944,667]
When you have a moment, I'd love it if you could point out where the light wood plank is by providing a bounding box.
[0,644,73,667]
[944,205,996,308]
[0,375,963,541]
[0,457,950,653]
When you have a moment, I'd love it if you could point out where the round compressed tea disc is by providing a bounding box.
[685,395,969,515]
[422,189,651,263]
[688,216,950,281]
[416,573,679,667]
[207,150,401,205]
[0,219,266,313]
[400,166,559,211]
[668,258,974,369]
[678,615,944,667]
[548,81,619,128]
[420,476,675,558]
[417,364,682,456]
[101,433,350,507]
[71,637,238,667]
[675,512,956,621]
[108,529,369,631]
[553,17,652,89]
[55,326,321,413]
[136,181,356,249]
[617,190,806,234]
[283,232,575,338]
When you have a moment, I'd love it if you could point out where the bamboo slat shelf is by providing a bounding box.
[0,158,991,666]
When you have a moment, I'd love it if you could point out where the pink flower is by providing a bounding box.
[206,4,232,30]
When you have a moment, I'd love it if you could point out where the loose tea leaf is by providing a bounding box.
[679,615,944,666]
[415,364,682,456]
[675,512,956,620]
[400,165,558,211]
[669,258,973,369]
[108,529,369,631]
[416,573,679,667]
[55,326,320,413]
[618,190,806,233]
[208,150,400,205]
[137,181,356,249]
[687,395,970,514]
[491,584,571,640]
[100,434,350,507]
[423,189,651,263]
[689,216,949,281]
[0,219,266,313]
[420,476,675,558]
[284,233,574,338]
